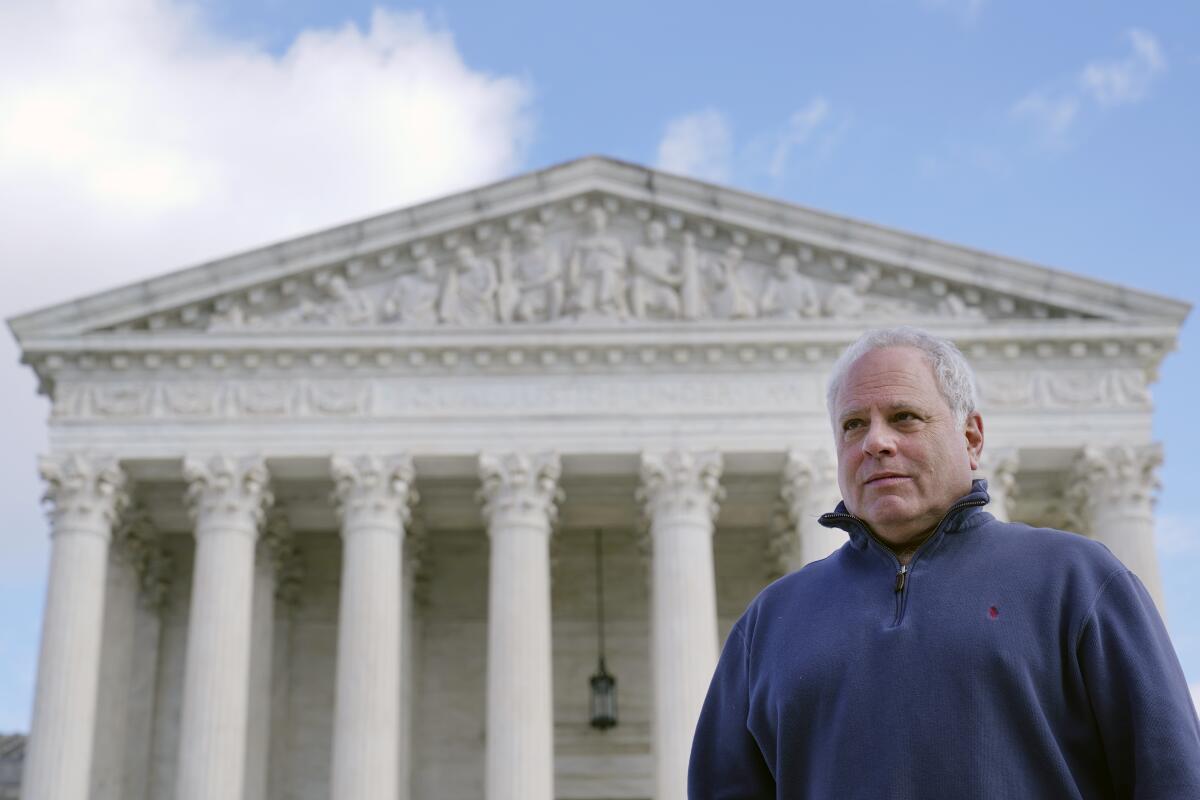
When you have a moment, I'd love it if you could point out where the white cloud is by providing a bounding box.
[655,108,733,183]
[0,0,531,733]
[1081,28,1167,107]
[0,0,532,316]
[1011,28,1166,147]
[659,99,840,184]
[1010,90,1081,147]
[768,97,831,178]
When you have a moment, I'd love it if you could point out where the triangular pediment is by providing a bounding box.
[7,156,1188,340]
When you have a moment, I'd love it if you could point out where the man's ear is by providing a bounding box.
[964,411,984,471]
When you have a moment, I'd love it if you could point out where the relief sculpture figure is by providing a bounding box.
[439,245,497,325]
[709,246,757,319]
[629,221,682,320]
[760,254,821,319]
[207,303,254,331]
[678,231,706,320]
[823,269,872,319]
[936,292,985,320]
[290,275,373,326]
[494,237,521,324]
[382,256,441,326]
[325,276,373,325]
[514,223,565,322]
[566,207,629,320]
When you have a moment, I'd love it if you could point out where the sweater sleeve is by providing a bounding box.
[1076,569,1200,798]
[688,622,775,799]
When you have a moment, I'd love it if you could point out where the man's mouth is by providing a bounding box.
[864,473,909,486]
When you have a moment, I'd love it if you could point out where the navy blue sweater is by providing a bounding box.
[689,482,1200,799]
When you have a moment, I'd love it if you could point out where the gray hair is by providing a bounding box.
[825,327,979,427]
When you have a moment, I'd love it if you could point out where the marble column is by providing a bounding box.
[399,524,429,800]
[245,511,299,800]
[1069,444,1165,612]
[175,456,273,800]
[977,448,1019,523]
[638,450,724,800]
[120,535,172,800]
[330,455,416,800]
[778,448,845,572]
[478,452,562,800]
[21,454,127,800]
[90,509,169,800]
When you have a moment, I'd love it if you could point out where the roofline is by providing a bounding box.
[7,155,1190,338]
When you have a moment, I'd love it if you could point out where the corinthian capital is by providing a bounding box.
[262,509,304,606]
[637,450,724,526]
[766,449,839,578]
[1067,444,1161,529]
[977,447,1020,522]
[780,449,838,526]
[331,454,417,533]
[978,448,1019,494]
[183,455,273,535]
[477,451,563,531]
[114,506,174,611]
[39,453,129,537]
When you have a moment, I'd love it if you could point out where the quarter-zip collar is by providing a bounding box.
[817,478,993,551]
[818,479,992,627]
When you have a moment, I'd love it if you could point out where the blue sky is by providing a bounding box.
[1,0,1198,729]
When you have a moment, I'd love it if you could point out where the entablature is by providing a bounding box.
[18,318,1180,401]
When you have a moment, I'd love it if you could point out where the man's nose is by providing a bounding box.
[862,420,897,457]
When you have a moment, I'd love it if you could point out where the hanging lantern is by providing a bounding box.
[589,528,618,730]
[589,657,617,730]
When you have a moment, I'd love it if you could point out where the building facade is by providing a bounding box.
[8,157,1187,800]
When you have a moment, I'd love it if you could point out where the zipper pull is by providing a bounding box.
[894,565,908,592]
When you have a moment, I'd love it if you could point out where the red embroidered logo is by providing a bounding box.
[988,606,1000,620]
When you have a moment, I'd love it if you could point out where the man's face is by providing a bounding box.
[832,346,983,547]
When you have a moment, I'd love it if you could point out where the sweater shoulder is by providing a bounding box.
[968,517,1132,613]
[974,516,1123,571]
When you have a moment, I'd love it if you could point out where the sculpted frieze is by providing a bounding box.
[50,379,373,420]
[307,382,371,416]
[374,375,822,417]
[91,384,154,417]
[162,383,220,416]
[976,368,1151,410]
[50,384,86,419]
[234,382,294,417]
[46,366,1150,422]
[183,203,1016,334]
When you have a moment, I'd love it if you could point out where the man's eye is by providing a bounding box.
[842,419,863,431]
[894,412,918,422]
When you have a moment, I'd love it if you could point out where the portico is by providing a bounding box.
[9,157,1184,800]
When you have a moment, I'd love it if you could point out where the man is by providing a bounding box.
[689,326,1200,799]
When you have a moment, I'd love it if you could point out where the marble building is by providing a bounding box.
[7,156,1186,800]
